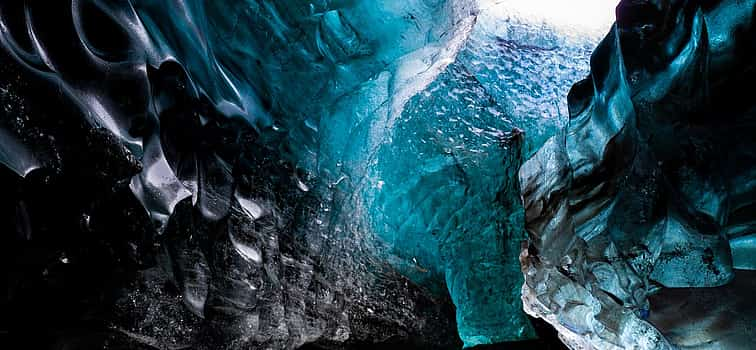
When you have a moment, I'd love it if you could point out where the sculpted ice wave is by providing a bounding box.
[520,0,756,348]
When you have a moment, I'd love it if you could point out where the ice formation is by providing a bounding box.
[0,0,476,347]
[0,0,596,347]
[3,0,755,349]
[365,2,608,345]
[519,0,756,348]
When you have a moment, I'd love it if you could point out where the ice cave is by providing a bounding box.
[1,0,755,349]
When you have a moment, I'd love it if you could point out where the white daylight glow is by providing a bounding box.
[481,0,620,36]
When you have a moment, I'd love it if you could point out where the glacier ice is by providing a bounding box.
[5,0,755,349]
[0,0,624,348]
[519,0,756,348]
[363,2,607,345]
[1,0,605,348]
[0,0,474,347]
[0,0,521,347]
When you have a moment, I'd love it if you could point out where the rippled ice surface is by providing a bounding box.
[0,0,612,348]
[365,2,610,346]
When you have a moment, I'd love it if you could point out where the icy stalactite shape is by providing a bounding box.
[0,127,39,177]
[520,0,756,348]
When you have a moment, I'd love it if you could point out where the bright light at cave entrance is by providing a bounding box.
[481,0,619,36]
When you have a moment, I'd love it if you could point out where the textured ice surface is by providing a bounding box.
[0,0,608,347]
[519,0,756,348]
[0,0,686,349]
[0,0,474,348]
[364,2,608,345]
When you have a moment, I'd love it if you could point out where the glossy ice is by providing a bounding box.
[0,0,612,348]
